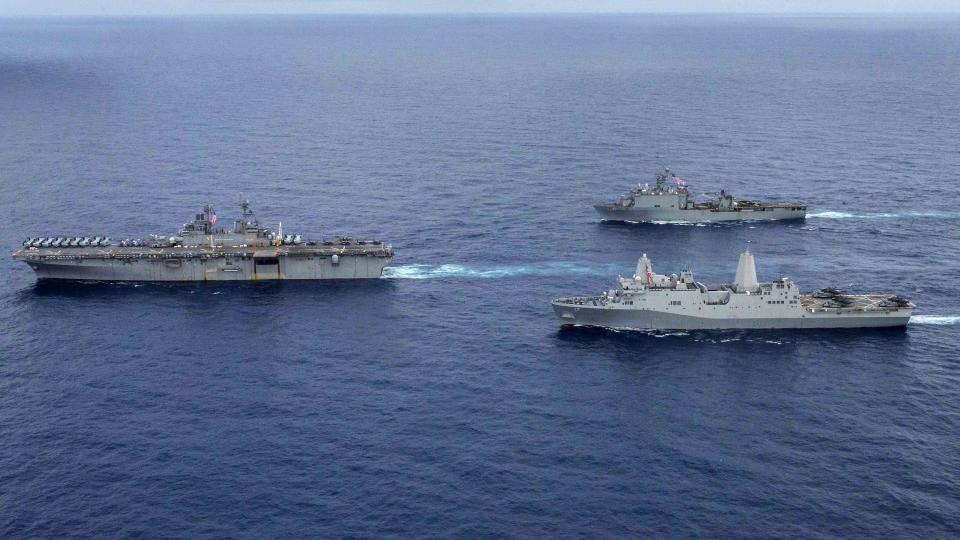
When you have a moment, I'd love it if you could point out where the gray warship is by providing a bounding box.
[13,200,394,281]
[595,168,807,223]
[552,248,914,330]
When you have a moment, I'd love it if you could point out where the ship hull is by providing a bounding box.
[595,205,806,223]
[552,303,912,330]
[22,254,393,281]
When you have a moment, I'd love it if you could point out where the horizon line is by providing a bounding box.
[2,11,959,18]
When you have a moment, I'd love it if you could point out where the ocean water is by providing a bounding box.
[1,14,959,537]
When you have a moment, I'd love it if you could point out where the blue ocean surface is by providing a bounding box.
[1,14,959,537]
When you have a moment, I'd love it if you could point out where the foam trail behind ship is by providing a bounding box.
[383,262,629,280]
[909,315,960,325]
[808,210,957,220]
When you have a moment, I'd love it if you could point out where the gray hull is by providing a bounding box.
[25,254,392,281]
[552,303,911,330]
[595,205,806,223]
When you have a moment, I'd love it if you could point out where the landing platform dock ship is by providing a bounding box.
[552,248,914,330]
[595,168,807,223]
[13,201,394,281]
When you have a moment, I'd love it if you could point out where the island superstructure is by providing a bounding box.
[552,248,914,330]
[595,168,807,223]
[13,200,394,281]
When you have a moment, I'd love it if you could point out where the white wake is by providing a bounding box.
[808,210,954,220]
[910,315,960,325]
[383,262,625,280]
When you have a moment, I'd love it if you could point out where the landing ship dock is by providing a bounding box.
[13,200,395,281]
[595,168,807,223]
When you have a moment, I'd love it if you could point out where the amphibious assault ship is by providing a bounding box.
[595,168,807,223]
[13,200,394,281]
[552,248,914,330]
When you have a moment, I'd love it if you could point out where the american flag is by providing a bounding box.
[672,175,687,187]
[209,210,217,225]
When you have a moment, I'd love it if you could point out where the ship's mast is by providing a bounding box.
[734,246,759,292]
[635,253,654,287]
[656,167,669,191]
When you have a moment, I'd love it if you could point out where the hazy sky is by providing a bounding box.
[2,0,958,16]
